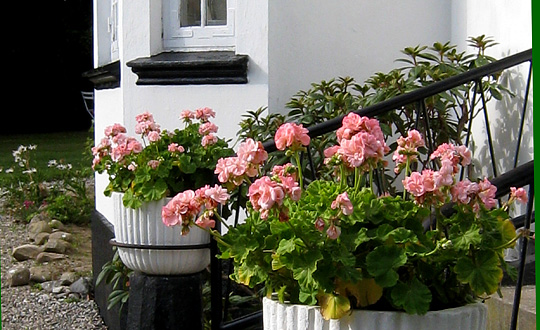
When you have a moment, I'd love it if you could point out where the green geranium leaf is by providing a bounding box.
[277,237,304,254]
[353,227,371,247]
[233,259,267,287]
[291,251,323,301]
[366,245,407,287]
[141,179,168,201]
[391,277,432,315]
[451,225,482,250]
[454,250,503,295]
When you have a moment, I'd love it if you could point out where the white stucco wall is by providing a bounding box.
[450,0,533,178]
[268,0,453,115]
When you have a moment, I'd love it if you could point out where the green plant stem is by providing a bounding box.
[339,164,347,191]
[492,230,526,250]
[354,167,360,192]
[402,157,411,199]
[199,225,230,248]
[294,152,304,189]
[369,168,374,193]
[213,212,230,230]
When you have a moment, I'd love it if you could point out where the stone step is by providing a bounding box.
[486,285,536,330]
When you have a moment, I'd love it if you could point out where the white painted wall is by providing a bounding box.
[450,0,533,179]
[268,0,453,115]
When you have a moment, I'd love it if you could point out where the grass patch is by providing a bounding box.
[0,130,93,184]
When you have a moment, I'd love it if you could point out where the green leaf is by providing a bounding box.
[454,250,503,295]
[366,245,407,287]
[391,277,432,315]
[141,179,168,201]
[451,225,482,250]
[277,237,303,254]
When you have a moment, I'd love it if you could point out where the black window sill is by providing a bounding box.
[82,61,121,90]
[126,51,249,85]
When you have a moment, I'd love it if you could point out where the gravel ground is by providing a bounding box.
[1,212,108,329]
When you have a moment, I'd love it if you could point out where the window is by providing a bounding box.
[163,0,235,50]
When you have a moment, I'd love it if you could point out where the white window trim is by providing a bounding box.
[163,0,236,51]
[110,0,119,61]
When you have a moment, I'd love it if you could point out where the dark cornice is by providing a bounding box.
[82,61,121,90]
[126,51,248,85]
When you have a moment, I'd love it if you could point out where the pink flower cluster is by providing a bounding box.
[162,184,230,234]
[168,143,185,153]
[181,108,219,148]
[92,123,144,167]
[449,178,497,212]
[430,143,472,173]
[274,123,311,151]
[181,107,216,122]
[135,112,161,142]
[325,113,389,171]
[215,138,268,186]
[393,130,425,174]
[401,136,500,211]
[248,170,301,220]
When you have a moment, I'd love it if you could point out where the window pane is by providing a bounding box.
[206,0,227,26]
[180,0,201,27]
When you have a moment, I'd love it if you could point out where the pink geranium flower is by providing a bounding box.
[203,184,231,206]
[274,123,310,151]
[510,187,528,204]
[180,110,195,121]
[248,177,286,218]
[196,212,216,229]
[237,138,268,165]
[147,160,160,169]
[199,122,219,135]
[195,107,216,121]
[104,123,127,138]
[331,192,354,215]
[326,224,341,240]
[393,130,425,173]
[477,178,497,210]
[201,134,218,147]
[162,190,201,228]
[168,143,185,153]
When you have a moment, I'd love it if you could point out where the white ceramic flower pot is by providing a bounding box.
[112,192,211,275]
[263,297,487,330]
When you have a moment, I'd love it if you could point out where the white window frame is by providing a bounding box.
[109,0,119,61]
[163,0,236,51]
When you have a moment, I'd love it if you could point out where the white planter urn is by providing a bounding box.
[263,297,487,330]
[112,192,211,275]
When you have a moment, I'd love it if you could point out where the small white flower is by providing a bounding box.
[28,145,37,150]
[22,168,37,174]
[48,160,58,167]
[5,168,14,173]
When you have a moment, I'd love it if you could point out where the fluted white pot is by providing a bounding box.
[263,297,487,330]
[112,192,210,275]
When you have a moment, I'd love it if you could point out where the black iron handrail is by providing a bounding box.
[212,48,533,330]
[262,49,532,153]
